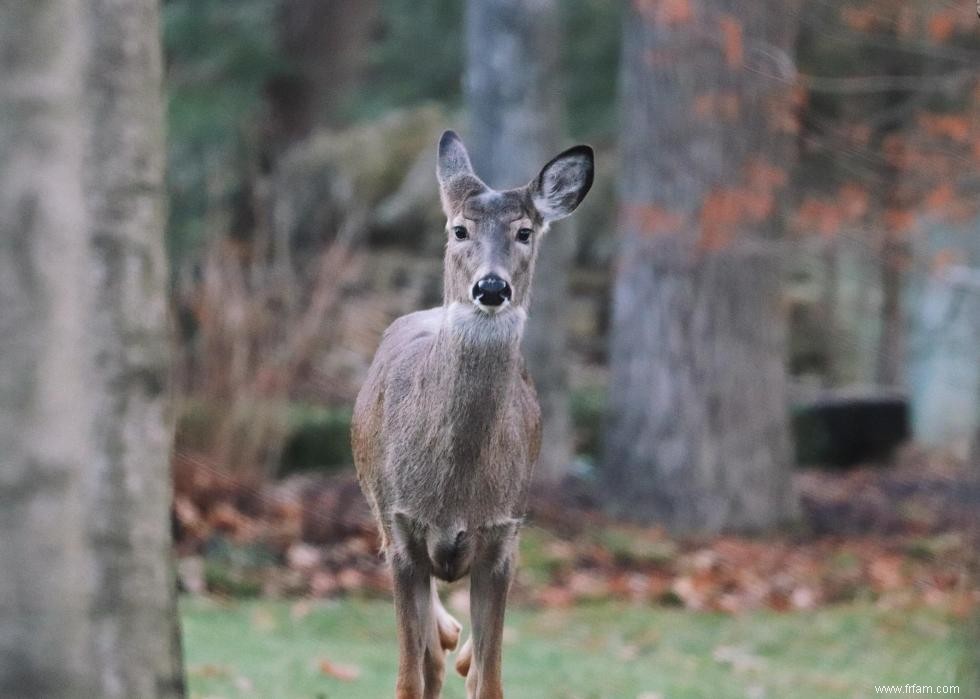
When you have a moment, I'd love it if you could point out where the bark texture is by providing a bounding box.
[0,2,95,696]
[267,0,379,150]
[0,0,183,696]
[603,0,800,532]
[465,0,573,482]
[82,1,184,697]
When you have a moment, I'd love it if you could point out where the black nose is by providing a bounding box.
[472,275,512,307]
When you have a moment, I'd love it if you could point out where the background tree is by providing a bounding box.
[83,1,184,696]
[266,0,379,148]
[0,0,183,696]
[465,0,574,482]
[603,0,801,532]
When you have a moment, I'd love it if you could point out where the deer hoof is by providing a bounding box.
[455,637,472,677]
[436,605,462,652]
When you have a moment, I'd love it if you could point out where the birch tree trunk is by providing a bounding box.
[465,0,574,482]
[603,0,800,532]
[0,0,183,696]
[82,1,184,696]
[0,2,95,695]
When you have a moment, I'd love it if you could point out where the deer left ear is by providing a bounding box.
[436,130,486,215]
[437,130,475,184]
[530,145,594,222]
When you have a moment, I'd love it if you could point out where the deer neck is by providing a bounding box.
[428,303,526,447]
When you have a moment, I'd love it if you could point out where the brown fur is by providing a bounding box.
[352,130,593,698]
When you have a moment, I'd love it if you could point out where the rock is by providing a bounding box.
[270,104,449,265]
[792,386,910,467]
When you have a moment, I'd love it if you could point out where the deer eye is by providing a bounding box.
[516,228,533,244]
[452,225,468,241]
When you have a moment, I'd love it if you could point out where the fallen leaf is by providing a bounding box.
[189,664,231,679]
[319,658,362,682]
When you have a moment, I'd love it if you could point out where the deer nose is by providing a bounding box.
[472,274,512,307]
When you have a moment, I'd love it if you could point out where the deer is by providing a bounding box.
[352,130,593,698]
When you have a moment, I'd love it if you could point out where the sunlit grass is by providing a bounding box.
[181,596,967,698]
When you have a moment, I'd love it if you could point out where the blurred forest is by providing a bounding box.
[165,0,979,489]
[154,5,980,696]
[162,0,980,638]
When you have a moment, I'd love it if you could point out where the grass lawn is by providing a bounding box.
[181,596,968,699]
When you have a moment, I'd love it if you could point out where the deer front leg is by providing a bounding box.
[465,524,518,699]
[390,514,435,699]
[419,580,460,698]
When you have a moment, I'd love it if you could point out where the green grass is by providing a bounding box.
[182,597,967,699]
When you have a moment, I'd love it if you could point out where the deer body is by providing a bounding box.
[352,131,593,698]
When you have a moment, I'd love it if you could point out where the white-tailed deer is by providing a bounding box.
[352,131,593,698]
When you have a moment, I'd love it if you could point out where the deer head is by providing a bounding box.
[436,130,594,314]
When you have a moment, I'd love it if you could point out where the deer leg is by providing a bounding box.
[422,579,462,698]
[391,552,431,699]
[465,528,517,699]
[390,514,435,699]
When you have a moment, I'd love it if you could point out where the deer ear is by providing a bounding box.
[530,145,594,222]
[437,130,474,185]
[436,130,483,214]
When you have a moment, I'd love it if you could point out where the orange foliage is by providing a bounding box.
[693,91,740,120]
[930,248,965,274]
[767,86,804,134]
[634,0,693,26]
[918,114,972,143]
[796,197,843,239]
[741,189,775,222]
[718,15,743,68]
[924,183,955,212]
[698,190,737,251]
[621,203,686,237]
[698,186,775,251]
[793,183,881,239]
[745,159,788,190]
[695,159,791,249]
[840,6,877,32]
[883,208,915,233]
[927,11,956,42]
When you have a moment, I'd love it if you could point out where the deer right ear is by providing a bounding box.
[436,131,483,214]
[530,145,595,223]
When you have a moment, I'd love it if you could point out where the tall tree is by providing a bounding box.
[83,1,184,696]
[0,2,96,694]
[266,0,379,151]
[465,0,574,482]
[0,0,183,696]
[603,0,801,532]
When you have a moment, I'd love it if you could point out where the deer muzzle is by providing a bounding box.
[472,274,512,308]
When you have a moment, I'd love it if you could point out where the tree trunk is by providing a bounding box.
[465,0,574,483]
[603,0,800,533]
[0,0,183,696]
[82,1,184,697]
[872,6,931,390]
[0,2,96,695]
[267,0,380,151]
